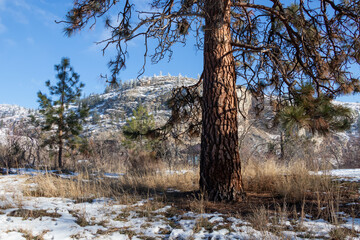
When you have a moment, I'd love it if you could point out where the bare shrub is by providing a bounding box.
[341,135,360,168]
[0,120,50,170]
[248,205,272,232]
[67,132,127,174]
[0,141,26,169]
[125,150,161,176]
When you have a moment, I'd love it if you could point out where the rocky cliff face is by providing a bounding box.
[0,74,359,167]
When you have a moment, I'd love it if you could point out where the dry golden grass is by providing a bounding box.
[23,173,107,200]
[23,158,353,223]
[242,158,332,202]
[23,158,335,205]
[241,158,360,227]
[19,158,360,234]
[117,170,199,193]
[8,209,61,220]
[23,167,199,203]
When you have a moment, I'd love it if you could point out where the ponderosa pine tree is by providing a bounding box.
[38,58,89,169]
[61,1,360,201]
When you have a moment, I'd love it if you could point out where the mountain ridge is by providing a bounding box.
[0,74,359,167]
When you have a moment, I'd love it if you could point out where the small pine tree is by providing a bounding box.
[91,110,101,125]
[37,58,89,168]
[123,104,155,150]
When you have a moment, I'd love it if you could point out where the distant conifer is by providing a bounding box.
[37,58,89,168]
[123,104,155,150]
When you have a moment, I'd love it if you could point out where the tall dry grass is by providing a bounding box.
[23,167,199,202]
[24,156,343,210]
[24,157,335,203]
[242,158,332,202]
[22,157,353,227]
[117,170,199,192]
[23,173,111,200]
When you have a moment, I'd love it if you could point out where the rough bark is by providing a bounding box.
[200,0,244,201]
[58,140,63,169]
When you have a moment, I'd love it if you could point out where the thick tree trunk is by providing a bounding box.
[200,0,244,201]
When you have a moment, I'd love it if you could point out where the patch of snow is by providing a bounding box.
[317,168,360,182]
[0,172,359,239]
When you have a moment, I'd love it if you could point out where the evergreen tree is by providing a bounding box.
[123,104,155,150]
[37,58,89,168]
[91,110,101,125]
[63,0,360,201]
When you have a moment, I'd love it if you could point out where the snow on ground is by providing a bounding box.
[0,169,359,239]
[317,168,360,182]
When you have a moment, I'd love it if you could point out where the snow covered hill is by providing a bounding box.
[0,105,36,145]
[0,104,33,124]
[0,74,198,137]
[75,74,199,134]
[0,74,359,166]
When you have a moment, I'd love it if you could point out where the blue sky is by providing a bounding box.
[0,0,203,108]
[0,0,359,109]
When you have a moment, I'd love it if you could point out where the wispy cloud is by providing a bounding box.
[0,17,6,33]
[3,38,16,46]
[0,0,6,10]
[0,0,59,26]
[13,0,31,10]
[31,4,59,25]
[26,37,34,44]
[0,0,29,24]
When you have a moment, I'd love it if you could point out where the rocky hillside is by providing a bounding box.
[0,74,198,139]
[0,105,36,145]
[0,74,359,167]
[77,74,198,134]
[236,91,360,167]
